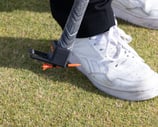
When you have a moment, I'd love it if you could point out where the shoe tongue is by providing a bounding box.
[91,30,123,59]
[104,29,120,59]
[90,32,118,59]
[107,41,118,59]
[93,32,119,59]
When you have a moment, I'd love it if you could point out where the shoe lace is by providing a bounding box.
[105,26,144,62]
[91,25,144,62]
[114,19,132,44]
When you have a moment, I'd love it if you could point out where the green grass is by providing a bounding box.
[0,0,158,127]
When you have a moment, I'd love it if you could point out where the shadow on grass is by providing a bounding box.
[0,0,50,12]
[0,36,115,99]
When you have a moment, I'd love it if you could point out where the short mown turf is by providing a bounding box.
[0,0,158,126]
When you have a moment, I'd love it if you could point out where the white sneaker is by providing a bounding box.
[112,0,158,29]
[69,25,158,101]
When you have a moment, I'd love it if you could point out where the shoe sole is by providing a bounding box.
[69,53,158,101]
[112,2,158,29]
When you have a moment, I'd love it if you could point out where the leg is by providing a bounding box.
[50,0,115,37]
[49,0,158,101]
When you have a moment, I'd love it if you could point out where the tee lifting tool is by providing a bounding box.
[29,0,89,70]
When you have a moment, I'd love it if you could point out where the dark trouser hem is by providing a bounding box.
[50,0,115,38]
